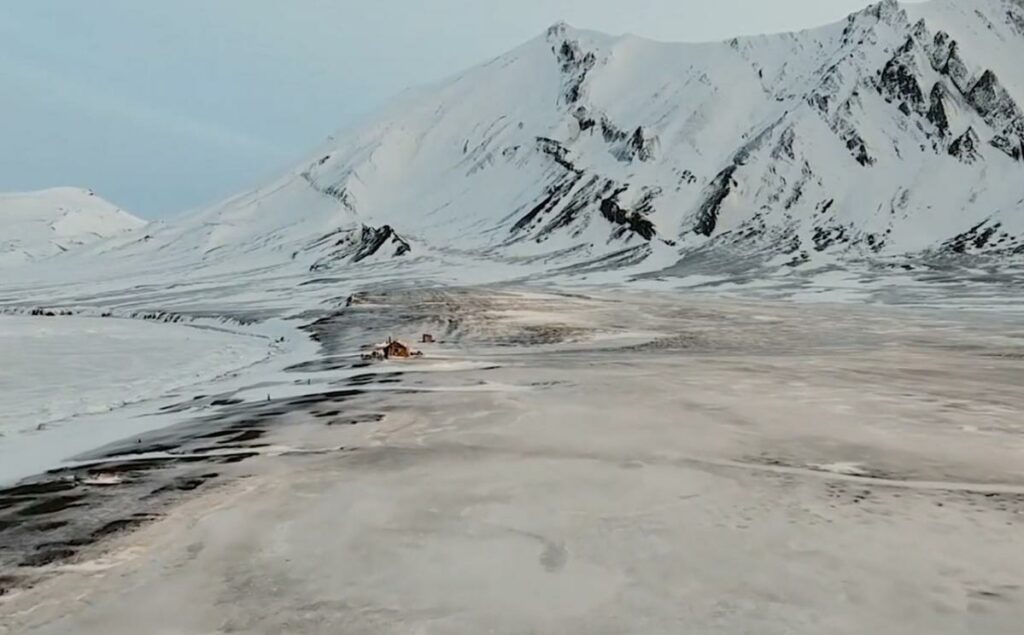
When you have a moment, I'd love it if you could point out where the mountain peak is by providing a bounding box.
[547,20,572,37]
[0,188,145,268]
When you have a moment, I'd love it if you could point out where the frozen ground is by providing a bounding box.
[0,315,272,484]
[2,287,1022,634]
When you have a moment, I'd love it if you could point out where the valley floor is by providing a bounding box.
[2,287,1023,633]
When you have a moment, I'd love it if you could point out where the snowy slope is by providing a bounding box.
[0,188,145,268]
[13,0,1024,285]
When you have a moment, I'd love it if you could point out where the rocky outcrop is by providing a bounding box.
[966,70,1024,160]
[574,110,659,164]
[308,224,410,271]
[771,127,797,161]
[927,32,974,94]
[549,24,597,105]
[808,69,875,167]
[600,188,658,241]
[920,28,1024,161]
[535,137,580,173]
[864,0,907,25]
[949,127,981,163]
[513,170,661,243]
[926,83,951,137]
[352,225,410,262]
[512,174,583,234]
[693,166,738,237]
[536,176,604,237]
[1007,2,1024,36]
[878,37,925,112]
[939,220,1024,255]
[321,184,358,212]
[612,127,659,163]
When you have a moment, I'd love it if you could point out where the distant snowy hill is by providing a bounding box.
[0,188,145,268]
[11,0,1024,284]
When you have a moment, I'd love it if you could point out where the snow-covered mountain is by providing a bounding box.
[0,188,145,268]
[15,0,1024,283]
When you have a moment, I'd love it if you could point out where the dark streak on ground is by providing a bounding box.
[0,349,396,590]
[0,285,534,595]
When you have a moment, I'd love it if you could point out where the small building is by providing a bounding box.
[383,339,412,359]
[421,333,436,344]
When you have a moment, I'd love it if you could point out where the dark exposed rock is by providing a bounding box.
[929,33,973,94]
[308,224,411,271]
[599,117,628,144]
[783,162,814,210]
[813,224,850,252]
[878,37,925,112]
[512,167,660,243]
[600,189,658,241]
[863,232,887,253]
[589,116,658,163]
[1009,4,1024,35]
[927,31,952,71]
[807,78,875,166]
[535,137,581,173]
[512,174,582,233]
[968,70,1019,125]
[966,70,1024,160]
[771,126,797,161]
[354,225,410,263]
[632,187,661,217]
[847,135,875,166]
[864,0,906,25]
[539,176,602,236]
[949,127,981,163]
[693,165,738,237]
[927,83,951,137]
[990,134,1024,160]
[924,30,1024,160]
[911,18,928,42]
[941,221,1006,254]
[549,26,597,105]
[613,127,658,163]
[944,44,973,94]
[571,106,597,132]
[320,184,357,213]
[510,135,595,238]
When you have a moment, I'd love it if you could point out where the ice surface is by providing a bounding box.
[0,316,270,483]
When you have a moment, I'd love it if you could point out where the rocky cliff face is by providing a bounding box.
[308,225,411,271]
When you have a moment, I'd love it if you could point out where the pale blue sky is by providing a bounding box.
[0,0,893,218]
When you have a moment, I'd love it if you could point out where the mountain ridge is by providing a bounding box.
[10,0,1024,286]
